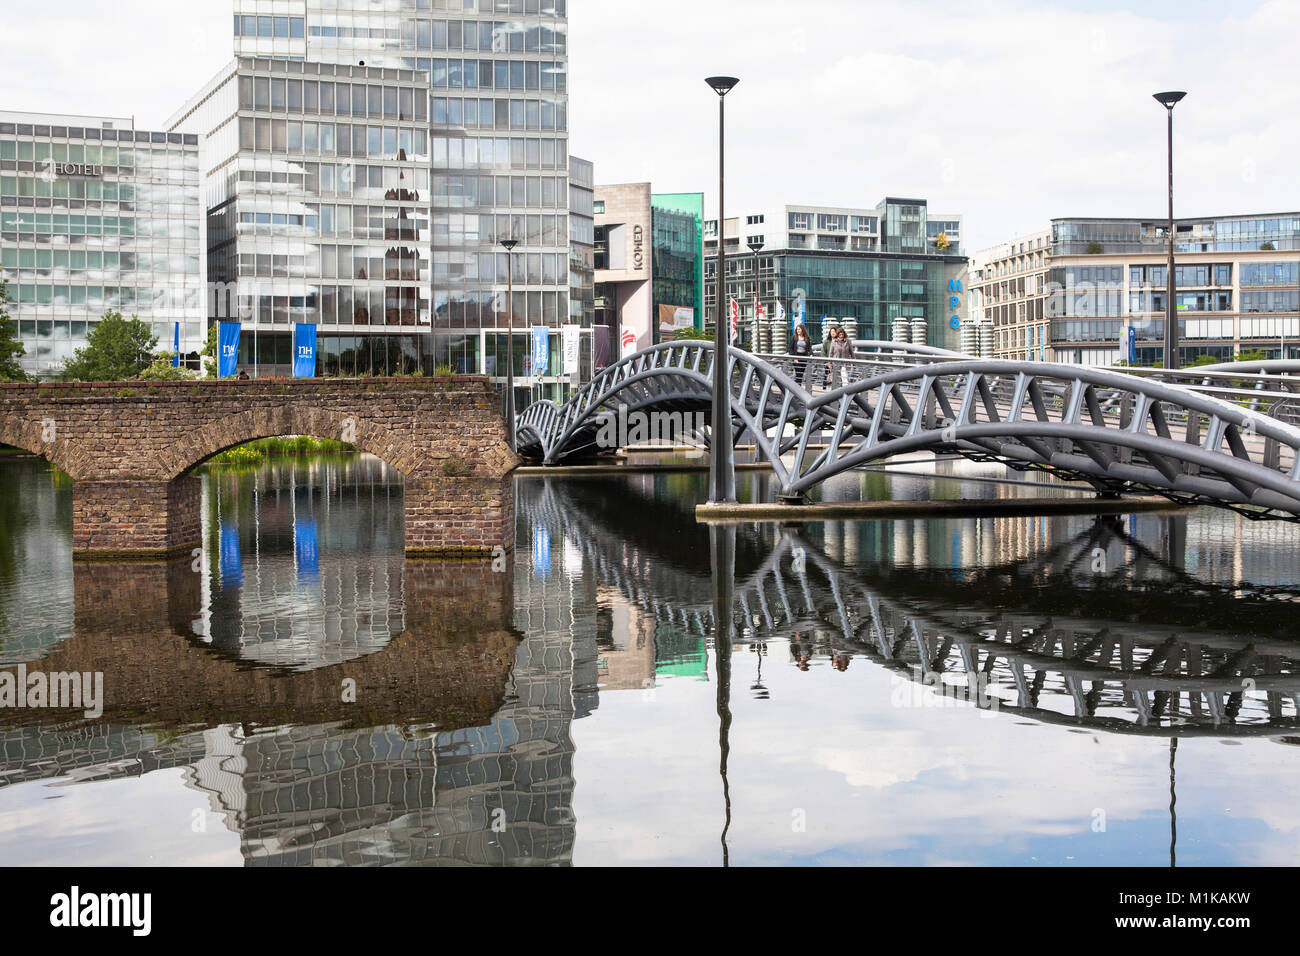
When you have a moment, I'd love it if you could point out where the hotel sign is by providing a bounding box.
[632,224,645,271]
[54,163,104,178]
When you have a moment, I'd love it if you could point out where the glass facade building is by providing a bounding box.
[705,198,966,350]
[171,0,572,387]
[650,192,704,332]
[971,214,1300,366]
[171,58,435,376]
[705,251,964,349]
[0,112,204,378]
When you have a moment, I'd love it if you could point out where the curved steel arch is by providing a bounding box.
[516,341,804,465]
[778,361,1300,513]
[518,344,1300,517]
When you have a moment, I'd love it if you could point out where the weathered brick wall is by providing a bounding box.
[0,559,521,730]
[71,478,201,555]
[0,379,518,557]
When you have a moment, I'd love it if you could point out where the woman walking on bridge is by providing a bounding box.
[789,324,813,386]
[827,328,855,389]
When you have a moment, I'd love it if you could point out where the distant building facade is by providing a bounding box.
[593,183,705,360]
[704,198,967,352]
[0,112,204,378]
[970,213,1300,366]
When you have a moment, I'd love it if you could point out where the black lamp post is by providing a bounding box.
[1154,91,1187,370]
[747,238,764,352]
[706,76,739,503]
[501,237,518,450]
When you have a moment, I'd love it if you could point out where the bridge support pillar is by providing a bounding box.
[72,477,202,559]
[404,476,514,558]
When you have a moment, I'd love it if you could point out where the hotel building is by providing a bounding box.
[0,112,205,378]
[704,198,967,351]
[970,213,1300,366]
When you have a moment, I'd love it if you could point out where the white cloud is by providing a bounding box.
[0,1,1295,250]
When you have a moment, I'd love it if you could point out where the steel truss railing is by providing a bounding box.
[517,343,1300,519]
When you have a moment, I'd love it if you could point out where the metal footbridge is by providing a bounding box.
[516,342,1300,520]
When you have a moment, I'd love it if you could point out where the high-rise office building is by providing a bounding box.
[173,0,573,389]
[0,112,205,378]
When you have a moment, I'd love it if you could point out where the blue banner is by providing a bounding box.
[293,323,318,378]
[532,326,549,375]
[218,322,241,378]
[295,514,320,583]
[1125,326,1138,364]
[533,525,551,576]
[173,322,181,368]
[219,522,243,587]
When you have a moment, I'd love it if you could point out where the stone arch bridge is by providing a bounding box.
[0,379,517,558]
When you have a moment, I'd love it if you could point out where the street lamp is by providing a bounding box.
[501,237,518,450]
[706,75,739,504]
[747,238,764,353]
[1154,91,1186,370]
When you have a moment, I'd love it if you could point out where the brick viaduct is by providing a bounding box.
[0,378,518,558]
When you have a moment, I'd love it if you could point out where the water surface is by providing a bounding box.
[0,454,1297,866]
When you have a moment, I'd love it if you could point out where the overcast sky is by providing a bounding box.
[2,0,1297,251]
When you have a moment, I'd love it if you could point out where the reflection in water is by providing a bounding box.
[0,455,1298,865]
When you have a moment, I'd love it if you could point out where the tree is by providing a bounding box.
[0,290,26,383]
[1085,241,1104,255]
[60,311,157,382]
[200,321,219,378]
[0,277,28,382]
[140,351,198,381]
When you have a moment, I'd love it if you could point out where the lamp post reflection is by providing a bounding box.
[711,523,736,867]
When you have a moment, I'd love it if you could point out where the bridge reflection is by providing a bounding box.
[1,472,1298,866]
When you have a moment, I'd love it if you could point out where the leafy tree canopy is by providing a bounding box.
[0,277,28,382]
[60,311,157,382]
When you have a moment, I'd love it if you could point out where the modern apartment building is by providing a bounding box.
[0,112,205,378]
[970,213,1300,366]
[171,0,573,391]
[966,229,1053,362]
[593,184,705,358]
[704,198,967,351]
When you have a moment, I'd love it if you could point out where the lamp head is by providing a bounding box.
[706,76,740,97]
[1153,91,1187,110]
[500,238,518,251]
[748,240,765,253]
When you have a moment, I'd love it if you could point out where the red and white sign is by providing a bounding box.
[620,326,639,357]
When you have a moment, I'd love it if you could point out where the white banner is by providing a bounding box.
[562,324,581,376]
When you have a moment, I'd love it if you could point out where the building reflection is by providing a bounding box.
[2,459,1299,865]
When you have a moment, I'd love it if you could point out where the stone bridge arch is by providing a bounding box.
[0,379,517,560]
[0,414,82,480]
[154,405,417,480]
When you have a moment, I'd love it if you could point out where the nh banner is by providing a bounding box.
[293,323,318,378]
[532,325,550,375]
[172,322,181,368]
[217,322,241,378]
